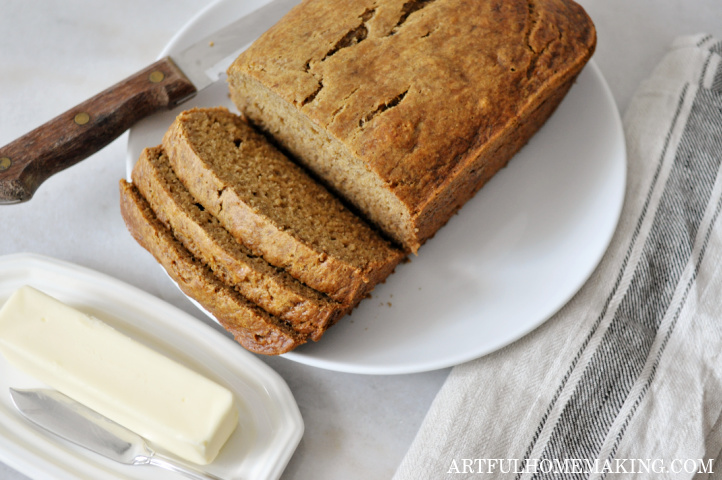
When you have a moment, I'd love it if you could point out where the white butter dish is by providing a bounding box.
[0,253,303,480]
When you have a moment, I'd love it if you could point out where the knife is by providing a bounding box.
[10,388,226,480]
[0,0,299,204]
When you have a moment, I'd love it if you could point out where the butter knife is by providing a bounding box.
[9,388,225,480]
[0,0,299,204]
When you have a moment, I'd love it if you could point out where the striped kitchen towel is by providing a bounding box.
[394,34,722,480]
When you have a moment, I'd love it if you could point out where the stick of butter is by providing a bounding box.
[0,285,238,465]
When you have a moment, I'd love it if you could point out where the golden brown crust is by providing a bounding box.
[118,179,304,355]
[161,107,404,305]
[228,0,596,252]
[131,145,347,341]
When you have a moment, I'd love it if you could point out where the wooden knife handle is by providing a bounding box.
[0,57,196,204]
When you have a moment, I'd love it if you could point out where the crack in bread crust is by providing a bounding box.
[389,0,437,35]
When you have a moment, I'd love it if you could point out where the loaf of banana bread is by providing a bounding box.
[227,0,596,252]
[120,0,596,355]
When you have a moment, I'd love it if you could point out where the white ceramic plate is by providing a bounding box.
[0,253,303,480]
[127,0,627,375]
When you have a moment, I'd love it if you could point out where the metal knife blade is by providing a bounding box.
[9,388,224,480]
[171,0,298,92]
[0,0,299,204]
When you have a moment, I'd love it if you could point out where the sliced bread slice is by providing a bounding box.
[161,107,404,305]
[119,179,305,355]
[131,145,346,341]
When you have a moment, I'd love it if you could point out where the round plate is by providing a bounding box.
[127,0,626,375]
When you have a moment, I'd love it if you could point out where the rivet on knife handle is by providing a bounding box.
[0,57,196,204]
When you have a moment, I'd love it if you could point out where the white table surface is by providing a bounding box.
[0,1,719,479]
